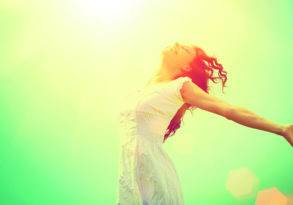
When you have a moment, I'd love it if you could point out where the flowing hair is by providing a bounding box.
[163,46,228,143]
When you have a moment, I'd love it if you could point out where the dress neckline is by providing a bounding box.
[136,76,187,94]
[146,81,171,87]
[139,79,174,92]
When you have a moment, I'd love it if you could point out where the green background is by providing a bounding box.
[0,0,292,204]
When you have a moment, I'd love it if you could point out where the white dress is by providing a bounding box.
[116,76,193,205]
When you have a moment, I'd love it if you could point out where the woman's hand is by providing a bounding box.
[282,124,293,147]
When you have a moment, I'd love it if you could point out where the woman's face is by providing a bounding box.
[161,42,196,73]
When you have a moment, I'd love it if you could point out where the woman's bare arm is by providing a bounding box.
[223,105,286,136]
[180,81,293,146]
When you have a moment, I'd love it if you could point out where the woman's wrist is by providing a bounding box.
[279,124,288,137]
[281,124,293,146]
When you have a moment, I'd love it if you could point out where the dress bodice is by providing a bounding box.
[118,76,193,144]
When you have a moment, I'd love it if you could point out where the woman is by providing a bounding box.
[116,42,293,205]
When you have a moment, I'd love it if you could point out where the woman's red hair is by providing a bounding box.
[163,46,228,143]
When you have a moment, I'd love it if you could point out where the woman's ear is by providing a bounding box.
[182,66,192,72]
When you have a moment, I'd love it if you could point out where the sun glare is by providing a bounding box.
[74,0,144,25]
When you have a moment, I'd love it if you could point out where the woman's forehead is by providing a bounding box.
[163,42,197,56]
[182,44,194,52]
[179,43,196,55]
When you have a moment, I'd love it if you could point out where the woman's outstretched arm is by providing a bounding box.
[180,81,293,146]
[223,105,286,136]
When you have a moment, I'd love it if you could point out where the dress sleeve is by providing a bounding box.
[175,76,192,102]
